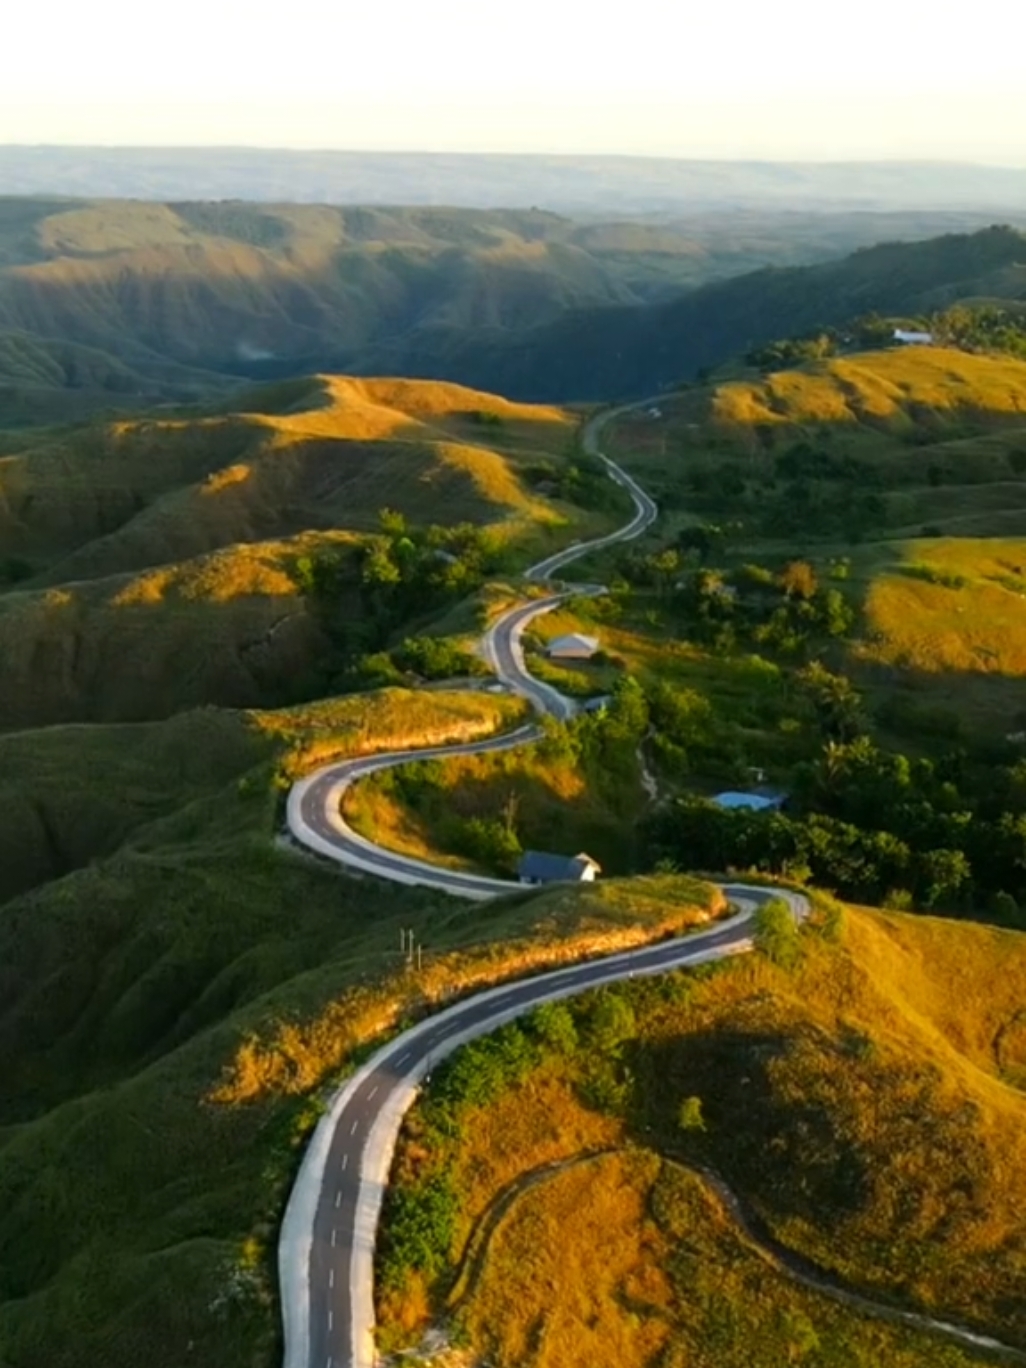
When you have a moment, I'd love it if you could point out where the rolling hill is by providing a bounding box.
[377,902,1026,1366]
[0,680,716,1368]
[0,374,601,730]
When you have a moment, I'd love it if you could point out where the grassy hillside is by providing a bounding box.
[0,374,574,584]
[0,679,718,1368]
[0,686,528,906]
[0,375,605,729]
[377,903,1026,1365]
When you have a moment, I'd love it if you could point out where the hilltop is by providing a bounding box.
[377,902,1026,1366]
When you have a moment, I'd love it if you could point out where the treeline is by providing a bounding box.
[643,731,1026,923]
[746,304,1026,371]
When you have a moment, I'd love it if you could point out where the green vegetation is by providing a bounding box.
[0,376,613,730]
[0,676,719,1368]
[378,903,1026,1364]
[344,676,651,876]
[5,199,1022,417]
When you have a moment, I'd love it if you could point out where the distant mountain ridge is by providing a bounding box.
[2,148,1025,213]
[388,223,1026,400]
[0,200,1024,418]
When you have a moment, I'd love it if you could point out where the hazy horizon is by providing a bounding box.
[4,0,1024,165]
[1,145,1023,169]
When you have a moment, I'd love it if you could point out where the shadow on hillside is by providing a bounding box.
[625,1026,870,1227]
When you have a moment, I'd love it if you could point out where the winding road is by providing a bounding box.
[276,400,1026,1368]
[279,403,809,1368]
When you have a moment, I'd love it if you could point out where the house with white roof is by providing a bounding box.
[893,329,935,346]
[547,633,600,661]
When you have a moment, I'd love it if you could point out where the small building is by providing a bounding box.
[893,329,935,346]
[711,791,786,813]
[547,633,600,661]
[517,851,601,885]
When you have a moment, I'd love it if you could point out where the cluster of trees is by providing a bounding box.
[744,305,1026,376]
[930,304,1026,359]
[743,315,899,372]
[377,990,644,1294]
[523,453,627,514]
[354,634,485,689]
[290,509,510,665]
[643,732,1026,921]
[617,548,854,657]
[538,675,651,812]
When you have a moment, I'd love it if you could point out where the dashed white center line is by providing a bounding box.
[329,1267,335,1289]
[350,1120,359,1136]
[334,1190,342,1208]
[396,1051,411,1065]
[341,1153,349,1171]
[368,1085,378,1099]
[328,1310,334,1332]
[331,1228,337,1247]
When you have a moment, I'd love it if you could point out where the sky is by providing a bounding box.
[3,0,1024,163]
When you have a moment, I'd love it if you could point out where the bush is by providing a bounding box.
[753,898,802,969]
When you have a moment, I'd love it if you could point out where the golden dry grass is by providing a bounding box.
[211,874,721,1107]
[382,903,1026,1358]
[711,347,1026,433]
[452,1150,996,1368]
[855,537,1026,676]
[255,686,529,781]
[459,1150,672,1368]
[0,374,576,585]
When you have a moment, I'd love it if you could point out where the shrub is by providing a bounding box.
[753,898,802,969]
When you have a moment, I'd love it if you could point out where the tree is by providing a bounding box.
[378,507,407,538]
[588,992,636,1056]
[678,1096,707,1133]
[919,847,971,908]
[780,560,818,600]
[531,1002,579,1055]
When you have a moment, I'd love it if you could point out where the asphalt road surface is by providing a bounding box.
[285,888,806,1368]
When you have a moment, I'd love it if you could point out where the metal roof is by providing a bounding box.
[711,791,785,811]
[548,633,600,654]
[517,850,600,882]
